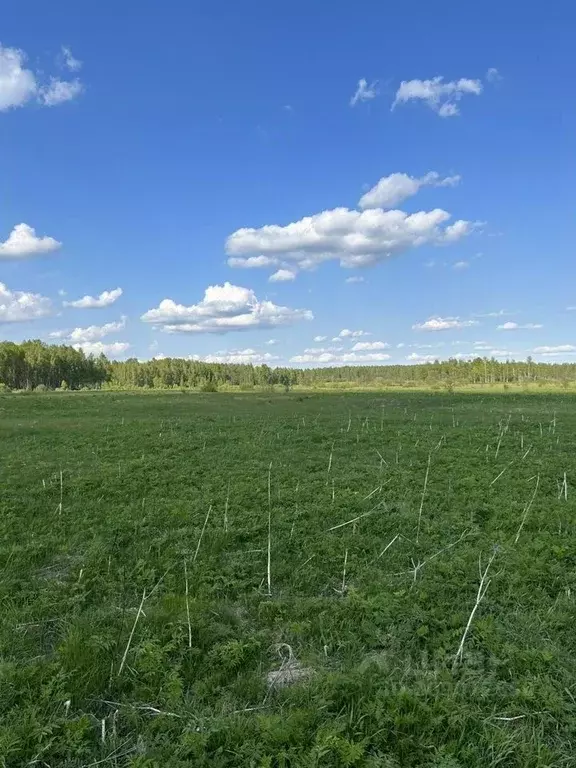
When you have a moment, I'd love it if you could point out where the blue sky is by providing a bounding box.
[1,1,575,366]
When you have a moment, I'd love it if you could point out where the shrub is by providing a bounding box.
[200,380,218,393]
[35,384,48,392]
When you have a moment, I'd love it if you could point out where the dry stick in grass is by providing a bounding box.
[340,549,348,593]
[267,461,272,597]
[374,534,399,561]
[184,561,192,649]
[224,479,230,533]
[193,505,212,563]
[558,472,568,501]
[118,587,147,676]
[56,469,63,515]
[521,444,533,461]
[489,460,514,487]
[452,549,497,670]
[514,475,540,544]
[416,454,431,545]
[326,501,385,532]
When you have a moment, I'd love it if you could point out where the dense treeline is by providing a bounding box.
[109,356,576,389]
[0,340,575,391]
[0,341,108,390]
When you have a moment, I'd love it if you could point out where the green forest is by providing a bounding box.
[0,339,575,391]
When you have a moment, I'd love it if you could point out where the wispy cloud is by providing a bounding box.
[497,322,542,330]
[350,78,378,106]
[413,316,478,332]
[392,75,482,117]
[359,171,460,210]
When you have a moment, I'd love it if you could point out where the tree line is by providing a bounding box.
[0,340,574,391]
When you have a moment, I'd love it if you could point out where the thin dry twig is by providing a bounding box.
[416,454,431,544]
[193,504,212,563]
[514,474,540,544]
[117,588,147,676]
[452,548,497,670]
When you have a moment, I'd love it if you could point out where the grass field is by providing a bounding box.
[1,391,575,767]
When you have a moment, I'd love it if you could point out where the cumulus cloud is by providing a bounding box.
[413,316,478,332]
[345,276,364,283]
[51,317,126,344]
[359,172,460,210]
[269,268,296,282]
[64,287,123,309]
[290,351,391,364]
[351,341,389,351]
[201,348,280,364]
[73,341,130,358]
[0,282,53,323]
[0,43,83,111]
[265,339,278,345]
[350,78,378,106]
[532,345,576,356]
[313,335,327,342]
[335,329,370,339]
[141,282,312,334]
[453,260,470,270]
[392,76,482,117]
[38,78,83,106]
[227,207,474,274]
[485,67,501,83]
[227,255,276,269]
[497,322,543,330]
[0,223,61,259]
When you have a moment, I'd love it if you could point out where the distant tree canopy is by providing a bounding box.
[0,340,574,391]
[0,341,108,390]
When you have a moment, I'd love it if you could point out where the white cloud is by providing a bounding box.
[64,287,123,309]
[453,260,469,270]
[345,276,364,283]
[336,329,370,338]
[392,76,482,117]
[313,335,327,342]
[38,78,83,106]
[497,322,543,331]
[0,282,52,323]
[396,342,405,348]
[226,207,474,274]
[0,44,37,110]
[351,341,389,351]
[290,351,390,364]
[51,317,127,344]
[141,282,312,334]
[73,341,130,358]
[413,316,478,332]
[0,223,61,259]
[532,345,576,356]
[201,348,280,365]
[0,43,83,111]
[485,67,501,83]
[269,268,296,282]
[227,255,276,269]
[62,46,82,72]
[350,78,378,106]
[304,346,344,354]
[359,171,460,210]
[265,339,278,345]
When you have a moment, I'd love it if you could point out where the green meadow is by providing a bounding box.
[1,391,574,767]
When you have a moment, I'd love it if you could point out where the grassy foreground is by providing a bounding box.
[1,391,575,767]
